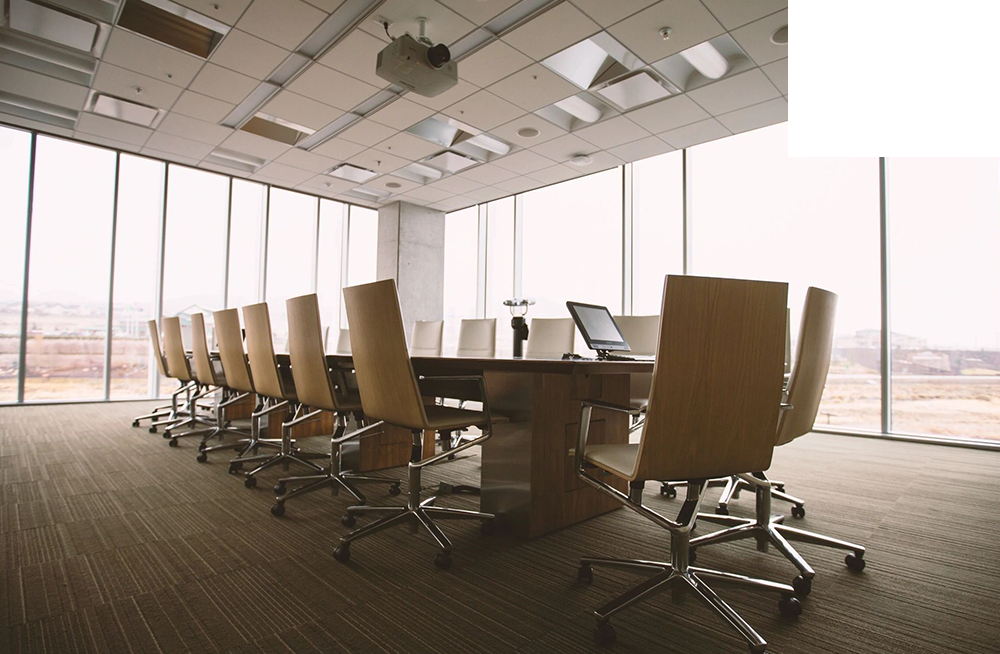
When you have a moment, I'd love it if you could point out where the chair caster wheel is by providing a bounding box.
[388,483,401,496]
[715,506,729,516]
[594,622,616,647]
[196,453,208,463]
[660,485,677,499]
[434,552,452,570]
[333,544,350,563]
[148,426,157,433]
[168,438,179,447]
[273,482,286,495]
[778,595,802,617]
[132,420,140,427]
[791,505,805,519]
[162,431,171,439]
[341,513,356,527]
[270,503,285,517]
[846,552,866,571]
[198,442,207,452]
[228,463,242,475]
[244,476,257,489]
[577,565,593,584]
[792,575,812,597]
[480,520,496,535]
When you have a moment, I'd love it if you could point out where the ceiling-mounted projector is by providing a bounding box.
[376,24,457,97]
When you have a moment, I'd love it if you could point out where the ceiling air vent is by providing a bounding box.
[117,0,229,59]
[326,164,378,184]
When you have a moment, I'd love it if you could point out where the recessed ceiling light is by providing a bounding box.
[86,90,164,127]
[771,25,788,45]
[117,0,230,58]
[679,41,729,80]
[327,163,378,183]
[594,70,674,111]
[569,154,593,167]
[553,95,602,123]
[517,127,540,138]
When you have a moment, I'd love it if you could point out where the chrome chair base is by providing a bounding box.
[691,473,866,595]
[660,475,806,517]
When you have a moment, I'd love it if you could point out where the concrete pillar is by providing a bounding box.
[376,201,446,338]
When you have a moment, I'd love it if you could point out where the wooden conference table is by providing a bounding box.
[311,354,654,539]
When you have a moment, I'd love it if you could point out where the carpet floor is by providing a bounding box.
[2,401,999,654]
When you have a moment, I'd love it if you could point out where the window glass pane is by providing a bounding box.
[24,137,116,400]
[317,200,345,341]
[485,197,514,357]
[162,166,229,331]
[632,151,684,315]
[0,127,31,402]
[228,179,266,310]
[888,158,1000,440]
[522,169,624,353]
[109,155,164,398]
[265,188,317,349]
[689,123,881,432]
[443,206,479,355]
[347,206,378,285]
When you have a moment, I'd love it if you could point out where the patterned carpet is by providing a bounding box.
[2,401,999,654]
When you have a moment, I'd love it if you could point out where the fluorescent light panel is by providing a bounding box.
[87,90,164,127]
[9,0,99,53]
[117,0,229,58]
[594,70,675,111]
[327,163,378,183]
[0,26,97,85]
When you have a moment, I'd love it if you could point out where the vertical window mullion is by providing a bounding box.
[153,164,169,399]
[879,157,891,435]
[622,164,633,315]
[477,203,487,318]
[103,152,121,400]
[513,195,523,298]
[16,133,37,404]
[260,185,270,302]
[223,177,233,308]
[682,148,691,275]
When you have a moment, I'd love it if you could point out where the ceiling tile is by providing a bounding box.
[372,132,441,160]
[730,9,788,66]
[346,148,409,175]
[101,28,203,87]
[288,64,380,111]
[145,131,215,159]
[360,0,477,46]
[236,0,328,50]
[502,2,600,61]
[436,0,520,26]
[158,112,233,145]
[407,79,479,111]
[141,147,200,166]
[559,150,623,172]
[172,0,253,26]
[761,57,787,95]
[171,91,235,123]
[1,113,74,138]
[92,63,182,110]
[403,185,452,203]
[606,135,674,161]
[76,112,152,146]
[487,64,578,113]
[189,64,258,104]
[493,175,540,194]
[492,149,556,174]
[311,136,367,159]
[459,40,531,88]
[698,0,787,30]
[367,174,422,196]
[490,113,567,148]
[0,63,89,110]
[606,0,725,64]
[337,119,397,147]
[209,29,289,79]
[201,161,253,178]
[458,163,519,185]
[262,90,343,130]
[574,115,650,149]
[273,147,339,172]
[715,97,786,134]
[254,161,316,184]
[686,68,780,115]
[658,117,731,149]
[300,0,344,12]
[430,195,477,212]
[367,98,435,130]
[624,94,709,133]
[72,131,142,153]
[441,90,525,132]
[317,28,389,88]
[526,163,584,185]
[219,129,291,160]
[529,133,595,162]
[299,174,356,194]
[464,186,507,202]
[568,0,659,27]
[428,175,483,194]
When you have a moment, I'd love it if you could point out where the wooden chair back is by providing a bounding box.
[777,287,838,446]
[614,315,659,356]
[242,302,286,400]
[457,318,496,357]
[635,275,788,481]
[410,320,444,356]
[525,318,575,359]
[189,313,217,386]
[161,316,192,382]
[213,308,254,394]
[286,294,340,411]
[147,320,168,377]
[343,280,428,429]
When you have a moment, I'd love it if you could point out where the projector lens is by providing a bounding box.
[427,43,451,68]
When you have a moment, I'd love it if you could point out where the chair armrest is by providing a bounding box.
[418,375,487,405]
[581,399,643,416]
[780,403,794,411]
[575,400,643,473]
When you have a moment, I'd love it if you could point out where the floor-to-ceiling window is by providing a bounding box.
[632,150,684,315]
[109,154,165,398]
[484,197,515,357]
[887,158,1000,440]
[687,123,882,432]
[227,180,267,311]
[443,206,479,355]
[265,188,318,349]
[347,206,378,286]
[0,126,31,402]
[24,137,117,401]
[317,199,346,342]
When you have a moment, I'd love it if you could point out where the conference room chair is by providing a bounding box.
[131,319,192,432]
[410,319,444,356]
[574,275,800,652]
[688,287,867,597]
[440,317,497,458]
[524,317,575,359]
[229,302,327,488]
[269,294,400,516]
[334,279,494,570]
[159,316,217,445]
[613,315,659,427]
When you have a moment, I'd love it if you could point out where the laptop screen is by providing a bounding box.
[566,301,630,352]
